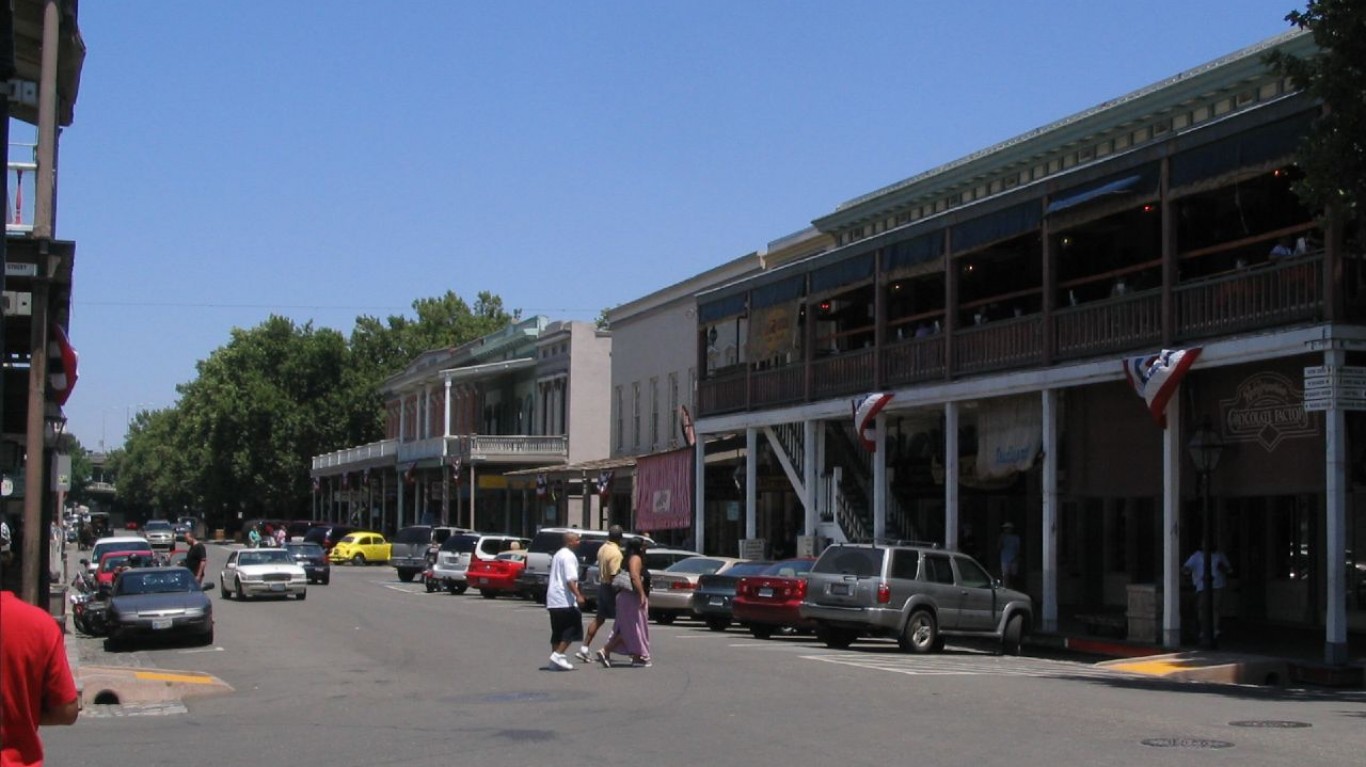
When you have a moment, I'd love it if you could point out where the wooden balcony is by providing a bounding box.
[1055,291,1163,361]
[955,315,1044,375]
[751,363,805,409]
[313,439,398,471]
[448,434,568,465]
[884,336,946,387]
[811,347,875,400]
[1175,256,1322,340]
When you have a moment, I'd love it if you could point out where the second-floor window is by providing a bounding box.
[633,383,641,450]
[668,373,679,448]
[650,377,659,450]
[614,386,624,453]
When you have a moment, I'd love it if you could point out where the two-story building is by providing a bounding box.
[691,30,1361,661]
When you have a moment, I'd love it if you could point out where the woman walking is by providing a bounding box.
[598,537,652,668]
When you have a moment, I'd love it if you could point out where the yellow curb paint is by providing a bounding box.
[132,671,218,685]
[1106,659,1193,676]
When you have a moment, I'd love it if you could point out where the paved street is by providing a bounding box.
[47,543,1366,766]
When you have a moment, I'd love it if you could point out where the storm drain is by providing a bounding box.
[1141,737,1234,749]
[1230,720,1311,729]
[91,690,121,706]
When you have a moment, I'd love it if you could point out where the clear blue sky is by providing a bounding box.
[46,1,1303,451]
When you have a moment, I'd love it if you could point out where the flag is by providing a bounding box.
[1123,347,1202,428]
[311,477,320,493]
[403,463,417,484]
[596,470,614,499]
[536,473,547,498]
[362,468,370,486]
[678,405,696,448]
[341,473,349,490]
[48,323,79,407]
[852,392,895,451]
[449,457,462,484]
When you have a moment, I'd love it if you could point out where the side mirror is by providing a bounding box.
[226,563,236,570]
[992,578,1003,589]
[79,559,89,567]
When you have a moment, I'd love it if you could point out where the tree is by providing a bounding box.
[1265,1,1366,241]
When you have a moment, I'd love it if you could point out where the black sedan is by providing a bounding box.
[285,542,331,585]
[105,567,214,650]
[691,561,773,632]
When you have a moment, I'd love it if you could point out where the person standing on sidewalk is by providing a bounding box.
[1183,543,1232,643]
[1,591,80,766]
[183,531,208,586]
[544,531,585,671]
[575,525,623,663]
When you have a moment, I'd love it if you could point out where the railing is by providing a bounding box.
[449,434,568,462]
[750,364,804,409]
[699,368,747,415]
[811,347,875,399]
[396,436,444,464]
[7,146,37,234]
[313,439,397,471]
[1054,290,1163,361]
[769,422,804,479]
[954,315,1044,375]
[1175,254,1322,341]
[883,335,946,386]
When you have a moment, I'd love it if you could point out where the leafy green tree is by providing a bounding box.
[1265,1,1366,241]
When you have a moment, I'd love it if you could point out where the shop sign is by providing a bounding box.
[1219,372,1318,451]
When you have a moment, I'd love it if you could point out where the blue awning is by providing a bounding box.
[1045,174,1143,216]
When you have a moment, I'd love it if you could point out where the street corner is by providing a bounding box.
[1100,652,1292,687]
[78,665,234,707]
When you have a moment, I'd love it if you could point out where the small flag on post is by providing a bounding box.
[449,457,462,485]
[852,392,895,451]
[312,477,320,493]
[1123,347,1202,428]
[363,468,370,486]
[596,470,614,499]
[536,473,547,498]
[404,463,417,484]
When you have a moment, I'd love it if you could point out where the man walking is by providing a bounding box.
[183,531,208,586]
[1,591,80,766]
[1183,543,1232,643]
[544,531,585,671]
[575,525,623,663]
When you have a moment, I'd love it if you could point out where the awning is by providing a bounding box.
[439,357,535,384]
[1045,175,1142,216]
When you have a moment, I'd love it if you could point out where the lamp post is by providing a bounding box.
[1187,420,1224,649]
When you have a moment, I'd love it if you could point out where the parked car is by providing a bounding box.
[284,542,331,585]
[304,525,357,552]
[329,531,391,565]
[142,520,175,549]
[692,560,774,631]
[732,558,818,639]
[432,533,528,594]
[390,525,465,582]
[583,546,700,609]
[105,567,214,650]
[219,548,309,600]
[468,550,527,598]
[94,550,157,589]
[88,537,154,574]
[649,556,745,624]
[799,543,1034,654]
[516,528,655,603]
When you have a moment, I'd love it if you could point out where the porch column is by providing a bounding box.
[873,412,887,543]
[444,379,453,436]
[1324,347,1349,665]
[695,438,707,553]
[1041,389,1059,632]
[1162,394,1183,649]
[397,473,406,531]
[944,401,960,550]
[745,427,757,541]
[469,463,477,530]
[803,419,818,538]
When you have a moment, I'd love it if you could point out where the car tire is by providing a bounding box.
[653,612,676,625]
[220,578,232,599]
[200,628,214,646]
[235,577,248,601]
[705,617,730,632]
[321,575,330,585]
[749,625,775,640]
[479,589,497,600]
[296,591,307,601]
[1001,614,1025,656]
[397,569,416,583]
[900,609,939,654]
[351,554,366,566]
[820,628,856,649]
[449,583,468,595]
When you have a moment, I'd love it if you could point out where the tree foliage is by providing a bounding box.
[1265,1,1366,239]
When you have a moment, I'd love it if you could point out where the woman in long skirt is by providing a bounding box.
[599,538,652,667]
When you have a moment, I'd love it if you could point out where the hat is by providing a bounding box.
[1002,522,1015,530]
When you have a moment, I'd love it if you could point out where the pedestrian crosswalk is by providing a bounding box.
[801,650,1141,680]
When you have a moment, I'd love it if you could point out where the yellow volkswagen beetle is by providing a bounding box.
[329,531,392,565]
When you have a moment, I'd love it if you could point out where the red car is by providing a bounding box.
[467,551,526,599]
[732,558,817,639]
[95,550,156,587]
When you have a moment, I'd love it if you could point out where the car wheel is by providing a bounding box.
[397,569,416,583]
[900,609,939,654]
[653,612,676,625]
[705,617,730,632]
[321,575,330,585]
[1001,614,1025,656]
[480,589,498,600]
[200,627,214,646]
[451,583,468,595]
[821,628,856,649]
[351,554,366,566]
[750,625,775,640]
[296,590,307,601]
[235,577,248,601]
[220,578,232,599]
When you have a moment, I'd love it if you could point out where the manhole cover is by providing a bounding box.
[1141,737,1234,749]
[1229,720,1311,729]
[482,691,552,703]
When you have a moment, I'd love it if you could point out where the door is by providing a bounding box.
[921,553,961,629]
[953,554,999,631]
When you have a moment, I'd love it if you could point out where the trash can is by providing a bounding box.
[1127,584,1160,643]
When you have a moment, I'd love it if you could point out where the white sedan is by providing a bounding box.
[219,548,308,600]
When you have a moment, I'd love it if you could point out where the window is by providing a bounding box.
[954,556,992,589]
[614,386,623,453]
[668,373,679,448]
[890,550,919,580]
[650,377,659,449]
[924,554,955,584]
[632,383,641,449]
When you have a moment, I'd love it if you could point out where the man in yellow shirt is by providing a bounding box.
[575,525,623,663]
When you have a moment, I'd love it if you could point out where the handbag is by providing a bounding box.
[611,569,633,592]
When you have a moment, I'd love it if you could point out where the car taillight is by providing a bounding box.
[670,581,696,591]
[794,579,808,599]
[877,582,891,604]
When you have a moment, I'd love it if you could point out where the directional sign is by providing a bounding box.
[1305,365,1329,377]
[1304,376,1335,390]
[1304,400,1334,412]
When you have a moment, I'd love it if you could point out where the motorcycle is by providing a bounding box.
[69,571,108,636]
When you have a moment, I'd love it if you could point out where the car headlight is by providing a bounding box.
[183,607,206,618]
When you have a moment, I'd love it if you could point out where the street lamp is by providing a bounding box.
[1187,420,1224,649]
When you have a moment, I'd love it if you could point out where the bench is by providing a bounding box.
[1075,612,1127,639]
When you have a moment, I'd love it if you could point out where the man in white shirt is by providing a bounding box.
[1183,545,1232,643]
[544,531,585,671]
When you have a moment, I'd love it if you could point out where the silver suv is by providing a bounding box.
[800,543,1033,655]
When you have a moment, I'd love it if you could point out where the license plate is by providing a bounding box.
[270,583,285,592]
[477,578,488,585]
[152,618,172,630]
[830,583,850,595]
[758,587,774,598]
[709,597,723,606]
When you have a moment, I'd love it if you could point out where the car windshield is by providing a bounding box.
[286,544,325,557]
[394,526,432,544]
[724,562,774,577]
[239,550,292,566]
[765,559,815,577]
[665,557,730,575]
[93,541,151,560]
[812,547,885,577]
[339,534,359,544]
[440,535,478,553]
[144,521,172,530]
[99,555,132,572]
[117,570,195,595]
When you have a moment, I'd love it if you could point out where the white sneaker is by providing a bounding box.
[574,646,593,663]
[551,654,575,671]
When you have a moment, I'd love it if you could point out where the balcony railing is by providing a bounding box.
[448,434,568,465]
[811,347,875,400]
[1175,255,1322,340]
[750,363,804,410]
[396,436,444,465]
[312,439,397,471]
[883,335,946,387]
[1054,291,1163,361]
[954,315,1044,376]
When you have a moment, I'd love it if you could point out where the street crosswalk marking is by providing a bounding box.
[802,651,1142,680]
[81,701,188,718]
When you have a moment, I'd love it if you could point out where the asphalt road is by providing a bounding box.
[47,543,1366,767]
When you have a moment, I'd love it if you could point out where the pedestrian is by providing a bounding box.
[1,590,80,766]
[599,537,652,668]
[183,531,208,586]
[543,531,585,671]
[575,525,623,663]
[998,522,1021,588]
[273,526,286,547]
[1183,543,1232,643]
[247,525,262,548]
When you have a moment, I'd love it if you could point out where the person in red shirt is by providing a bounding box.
[1,591,79,766]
